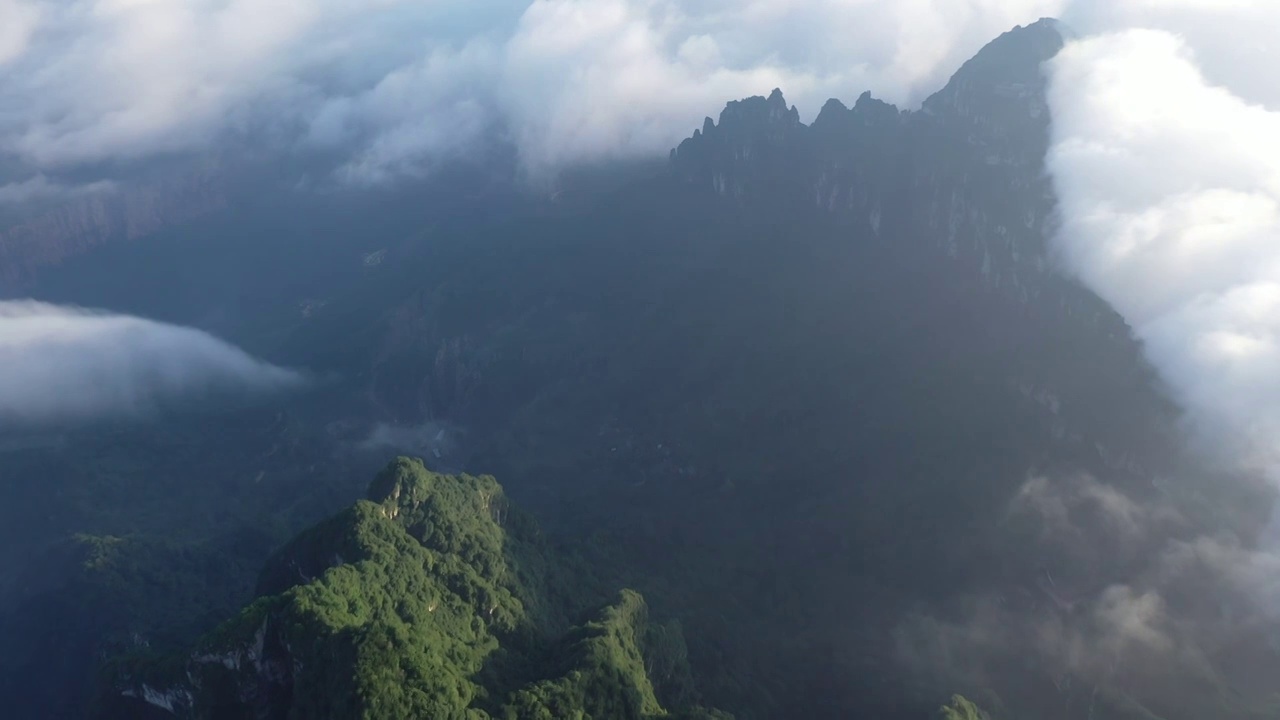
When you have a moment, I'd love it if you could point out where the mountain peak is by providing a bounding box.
[921,16,1066,118]
[716,88,802,131]
[908,16,1066,160]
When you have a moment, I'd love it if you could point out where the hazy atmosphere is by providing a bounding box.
[0,2,1275,719]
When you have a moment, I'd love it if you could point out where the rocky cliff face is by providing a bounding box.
[0,168,227,292]
[672,18,1069,300]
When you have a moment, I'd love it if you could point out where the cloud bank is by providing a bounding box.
[1046,2,1280,479]
[0,0,1067,188]
[0,301,303,425]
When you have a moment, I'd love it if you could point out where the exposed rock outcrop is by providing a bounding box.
[0,169,226,291]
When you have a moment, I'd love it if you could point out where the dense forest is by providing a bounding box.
[98,458,728,720]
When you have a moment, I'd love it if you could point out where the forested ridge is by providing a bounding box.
[100,458,728,720]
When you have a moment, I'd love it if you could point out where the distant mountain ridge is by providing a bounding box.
[0,21,1065,297]
[673,19,1067,296]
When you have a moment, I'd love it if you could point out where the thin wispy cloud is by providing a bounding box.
[0,301,304,425]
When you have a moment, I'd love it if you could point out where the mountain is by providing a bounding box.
[3,18,1276,720]
[100,458,726,720]
[673,18,1067,295]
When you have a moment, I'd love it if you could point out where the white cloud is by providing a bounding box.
[900,471,1280,717]
[0,301,304,425]
[1062,0,1280,110]
[308,40,502,184]
[1046,23,1280,478]
[5,1,1278,480]
[1040,21,1280,704]
[499,0,795,174]
[1,0,1274,481]
[4,0,321,167]
[466,0,1069,173]
[0,0,1067,185]
[1012,474,1177,542]
[0,0,40,66]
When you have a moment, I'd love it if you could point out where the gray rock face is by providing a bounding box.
[672,19,1069,301]
[0,168,226,291]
